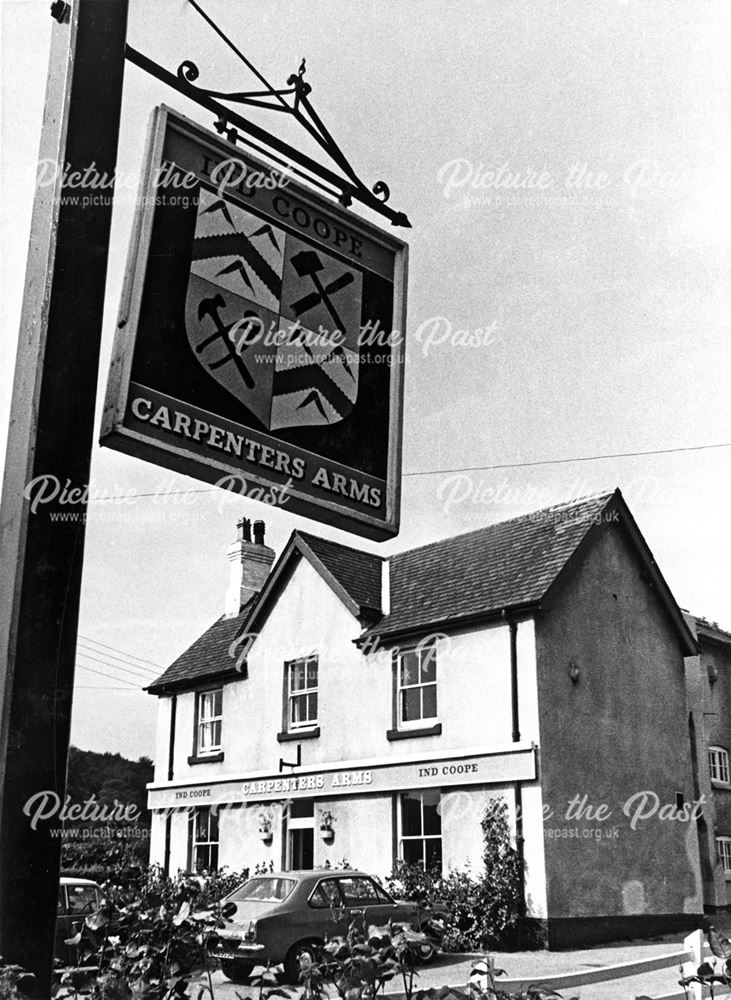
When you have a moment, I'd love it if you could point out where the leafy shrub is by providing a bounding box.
[297,912,434,999]
[0,956,36,1000]
[297,927,573,1000]
[193,865,250,906]
[54,868,235,999]
[61,843,148,889]
[387,799,531,952]
[69,863,248,906]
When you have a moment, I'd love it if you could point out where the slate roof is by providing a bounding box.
[365,491,616,639]
[683,612,731,647]
[296,531,383,613]
[147,491,628,693]
[146,604,252,694]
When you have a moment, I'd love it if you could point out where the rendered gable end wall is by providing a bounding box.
[534,518,703,947]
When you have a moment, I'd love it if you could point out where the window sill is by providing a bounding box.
[387,723,442,741]
[711,780,731,790]
[277,728,320,742]
[188,752,224,765]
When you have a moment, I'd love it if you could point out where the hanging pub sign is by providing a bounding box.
[101,106,407,540]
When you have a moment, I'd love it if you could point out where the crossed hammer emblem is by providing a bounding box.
[289,250,354,335]
[193,250,356,391]
[195,294,257,388]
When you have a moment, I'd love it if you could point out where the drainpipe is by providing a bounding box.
[509,620,520,743]
[163,694,177,876]
[167,694,177,781]
[504,614,526,941]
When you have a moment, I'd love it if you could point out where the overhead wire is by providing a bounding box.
[74,664,141,689]
[76,651,157,683]
[68,637,163,692]
[79,441,731,502]
[77,634,163,668]
[76,686,142,691]
[76,642,160,677]
[402,441,731,476]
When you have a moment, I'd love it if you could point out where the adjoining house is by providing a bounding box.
[146,488,717,947]
[683,613,731,911]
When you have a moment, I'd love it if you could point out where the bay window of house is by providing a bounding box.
[388,641,441,740]
[283,655,318,735]
[193,688,223,759]
[709,746,730,786]
[190,807,219,872]
[399,789,442,871]
[717,836,731,878]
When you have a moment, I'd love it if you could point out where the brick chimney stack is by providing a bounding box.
[224,518,275,617]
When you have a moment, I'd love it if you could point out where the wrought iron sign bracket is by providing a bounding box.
[124,12,411,228]
[279,743,302,773]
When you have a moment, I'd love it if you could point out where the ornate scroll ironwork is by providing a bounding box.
[124,0,410,227]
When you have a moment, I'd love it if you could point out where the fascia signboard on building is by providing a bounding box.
[146,744,538,811]
[102,106,407,541]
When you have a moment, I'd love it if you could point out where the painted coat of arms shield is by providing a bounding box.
[184,188,363,431]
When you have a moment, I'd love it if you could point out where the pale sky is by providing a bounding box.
[1,0,730,760]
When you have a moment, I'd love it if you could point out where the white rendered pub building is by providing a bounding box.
[146,491,717,946]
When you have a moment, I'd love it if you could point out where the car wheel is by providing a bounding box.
[284,940,323,984]
[219,958,254,983]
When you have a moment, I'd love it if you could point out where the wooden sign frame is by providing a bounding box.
[102,106,407,540]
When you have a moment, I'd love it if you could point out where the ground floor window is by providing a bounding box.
[717,836,731,876]
[191,807,219,871]
[399,789,442,871]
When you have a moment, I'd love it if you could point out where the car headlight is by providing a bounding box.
[244,920,257,942]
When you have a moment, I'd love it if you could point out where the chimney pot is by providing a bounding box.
[224,520,275,616]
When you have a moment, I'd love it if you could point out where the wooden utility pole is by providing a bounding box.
[0,1,128,994]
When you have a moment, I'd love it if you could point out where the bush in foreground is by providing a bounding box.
[387,800,533,952]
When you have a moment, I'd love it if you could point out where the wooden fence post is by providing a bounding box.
[683,929,705,1000]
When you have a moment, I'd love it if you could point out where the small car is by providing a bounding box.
[209,869,445,983]
[56,877,104,967]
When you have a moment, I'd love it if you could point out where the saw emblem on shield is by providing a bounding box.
[185,188,363,430]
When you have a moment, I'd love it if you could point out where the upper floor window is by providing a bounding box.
[196,689,222,755]
[709,746,730,786]
[717,836,731,876]
[286,656,318,731]
[398,643,437,726]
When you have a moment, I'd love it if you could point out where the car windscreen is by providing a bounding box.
[66,884,100,913]
[229,877,296,903]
